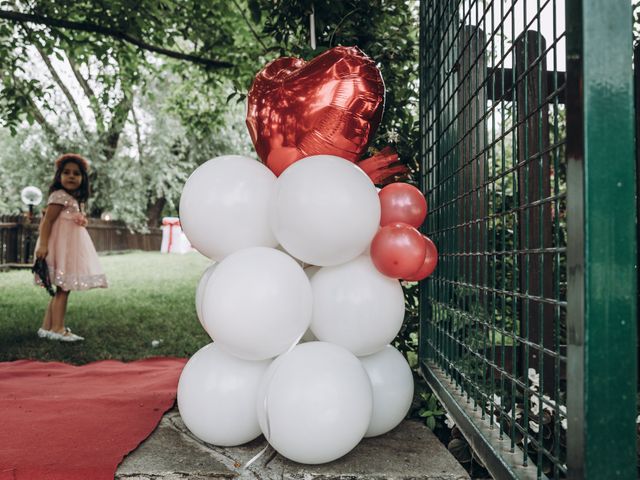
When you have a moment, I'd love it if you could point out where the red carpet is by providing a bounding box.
[0,357,187,480]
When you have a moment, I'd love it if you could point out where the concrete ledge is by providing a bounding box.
[116,409,469,480]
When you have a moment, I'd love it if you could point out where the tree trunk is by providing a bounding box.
[146,197,166,228]
[102,91,133,162]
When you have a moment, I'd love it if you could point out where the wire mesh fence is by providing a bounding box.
[419,1,569,477]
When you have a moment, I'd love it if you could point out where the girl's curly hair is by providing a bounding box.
[49,153,91,203]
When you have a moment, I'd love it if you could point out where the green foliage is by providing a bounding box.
[0,0,420,228]
[0,126,59,215]
[0,0,272,129]
[416,391,446,431]
[0,0,268,224]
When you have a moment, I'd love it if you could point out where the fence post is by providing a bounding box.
[457,25,487,293]
[456,26,488,394]
[21,217,37,264]
[0,217,19,265]
[515,31,556,395]
[566,0,637,478]
[635,44,640,389]
[16,217,25,263]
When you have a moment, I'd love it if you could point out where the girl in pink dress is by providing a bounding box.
[34,154,108,342]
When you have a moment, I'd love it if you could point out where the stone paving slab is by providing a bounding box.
[116,409,469,480]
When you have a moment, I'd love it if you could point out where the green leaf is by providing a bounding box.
[426,416,436,430]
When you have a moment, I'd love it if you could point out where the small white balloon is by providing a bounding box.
[178,343,271,446]
[179,156,278,260]
[256,342,373,464]
[270,155,381,266]
[360,345,414,437]
[310,255,405,356]
[202,247,312,360]
[195,263,217,330]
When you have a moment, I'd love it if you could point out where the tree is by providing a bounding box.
[0,0,271,223]
[118,72,254,228]
[0,125,58,215]
[0,1,420,228]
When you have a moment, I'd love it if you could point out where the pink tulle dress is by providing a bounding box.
[34,190,108,291]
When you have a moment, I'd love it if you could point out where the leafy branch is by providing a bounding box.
[0,9,234,69]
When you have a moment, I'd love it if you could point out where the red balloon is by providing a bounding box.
[379,182,427,228]
[370,223,426,279]
[246,46,385,176]
[403,236,438,281]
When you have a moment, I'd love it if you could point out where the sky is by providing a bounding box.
[460,0,566,72]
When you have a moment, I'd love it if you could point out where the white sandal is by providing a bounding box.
[48,328,84,342]
[37,328,50,338]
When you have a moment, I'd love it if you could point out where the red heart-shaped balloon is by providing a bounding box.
[246,46,385,176]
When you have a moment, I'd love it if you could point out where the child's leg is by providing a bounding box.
[50,287,70,334]
[41,298,54,330]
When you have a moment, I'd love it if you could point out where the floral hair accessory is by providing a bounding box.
[54,153,90,172]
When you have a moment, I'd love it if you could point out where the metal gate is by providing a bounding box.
[418,1,637,478]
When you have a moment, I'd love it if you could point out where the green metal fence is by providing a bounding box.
[418,1,637,478]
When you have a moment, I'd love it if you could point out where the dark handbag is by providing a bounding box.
[32,258,55,297]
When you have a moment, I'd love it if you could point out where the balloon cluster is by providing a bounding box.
[371,183,438,281]
[176,46,438,466]
[177,154,437,464]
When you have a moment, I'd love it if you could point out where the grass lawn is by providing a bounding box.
[0,251,212,364]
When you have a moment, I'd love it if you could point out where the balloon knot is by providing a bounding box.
[357,146,409,185]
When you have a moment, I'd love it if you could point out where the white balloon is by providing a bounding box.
[310,255,405,356]
[195,263,217,330]
[256,342,373,464]
[270,155,380,266]
[177,343,271,446]
[202,247,312,360]
[179,156,278,260]
[360,345,414,437]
